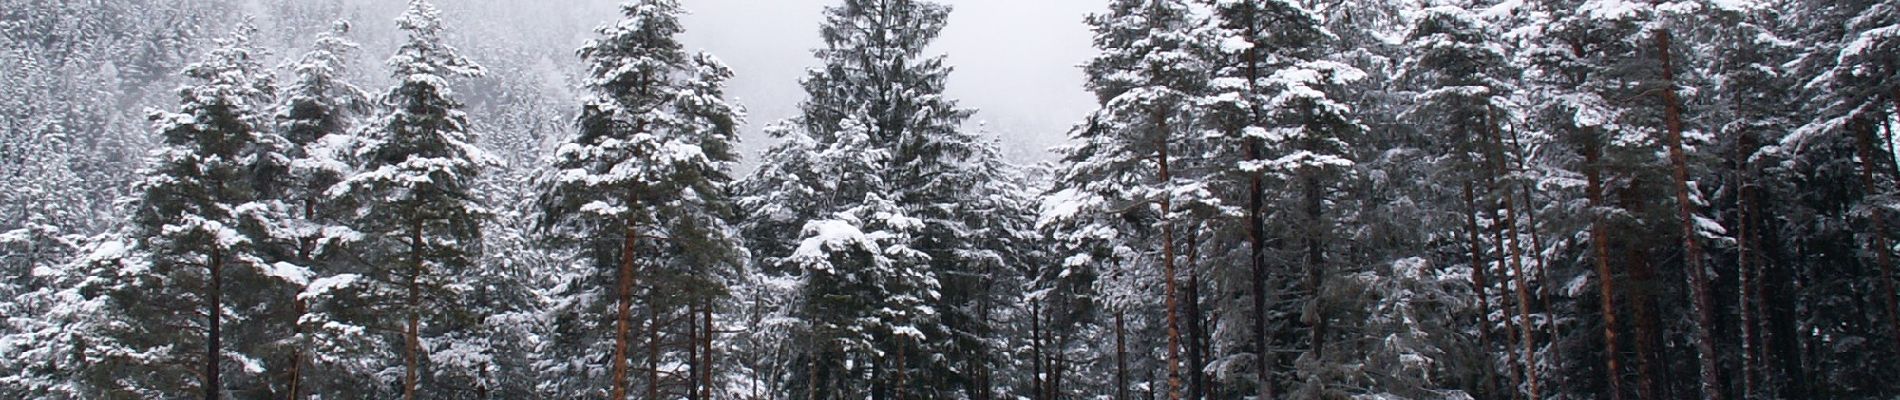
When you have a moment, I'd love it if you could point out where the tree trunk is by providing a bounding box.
[690,302,703,400]
[1853,115,1900,351]
[649,300,662,400]
[1116,310,1130,400]
[1585,141,1626,400]
[1655,27,1727,400]
[1465,181,1499,399]
[1735,128,1762,400]
[1183,229,1207,400]
[1489,116,1540,400]
[1508,116,1563,393]
[1157,102,1183,400]
[206,246,223,400]
[1625,196,1663,400]
[703,300,716,400]
[1302,171,1327,363]
[612,216,640,400]
[405,220,423,400]
[1240,3,1275,398]
[895,338,908,400]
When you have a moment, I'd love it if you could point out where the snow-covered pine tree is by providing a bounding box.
[733,0,1009,398]
[65,23,295,399]
[535,1,746,398]
[1388,3,1518,398]
[324,2,491,398]
[1198,1,1365,397]
[267,20,375,399]
[1060,1,1210,399]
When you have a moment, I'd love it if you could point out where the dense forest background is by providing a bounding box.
[3,0,1900,400]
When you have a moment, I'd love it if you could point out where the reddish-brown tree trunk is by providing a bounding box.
[1488,117,1540,400]
[1654,27,1727,400]
[702,300,715,400]
[1854,116,1900,350]
[1465,181,1500,399]
[1585,142,1626,400]
[1157,103,1183,400]
[611,216,640,400]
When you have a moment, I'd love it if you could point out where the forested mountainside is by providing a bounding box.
[3,0,1899,399]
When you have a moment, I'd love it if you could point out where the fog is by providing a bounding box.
[673,0,1101,163]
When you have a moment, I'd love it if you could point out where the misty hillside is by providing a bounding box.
[3,0,1899,399]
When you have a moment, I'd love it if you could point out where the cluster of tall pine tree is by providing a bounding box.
[3,0,1900,400]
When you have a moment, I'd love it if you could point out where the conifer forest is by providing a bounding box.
[6,0,1900,399]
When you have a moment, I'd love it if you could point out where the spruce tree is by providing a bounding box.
[325,2,490,398]
[72,23,290,399]
[535,1,745,397]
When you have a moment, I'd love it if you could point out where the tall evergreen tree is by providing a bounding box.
[535,1,746,398]
[71,23,291,399]
[325,2,490,398]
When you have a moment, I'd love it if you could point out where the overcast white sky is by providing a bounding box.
[672,0,1101,162]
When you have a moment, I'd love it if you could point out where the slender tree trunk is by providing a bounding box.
[1654,27,1727,400]
[1116,310,1130,400]
[404,220,423,400]
[806,350,820,400]
[206,246,223,400]
[649,300,662,400]
[1240,4,1275,397]
[1736,129,1762,400]
[1157,105,1184,400]
[690,302,703,400]
[1183,229,1207,400]
[1585,141,1626,400]
[1465,181,1499,399]
[896,338,908,400]
[285,296,304,400]
[1489,117,1540,400]
[1854,115,1900,350]
[1626,203,1663,400]
[612,216,640,400]
[703,300,715,400]
[1302,171,1327,363]
[1485,178,1521,400]
[1507,117,1563,392]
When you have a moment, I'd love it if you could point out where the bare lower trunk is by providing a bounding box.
[895,338,908,400]
[1854,116,1900,352]
[1586,142,1626,400]
[1157,104,1183,400]
[612,217,640,400]
[1183,230,1207,400]
[1465,181,1499,399]
[703,300,715,400]
[1490,118,1539,399]
[1736,129,1762,399]
[1302,172,1327,363]
[1655,27,1726,400]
